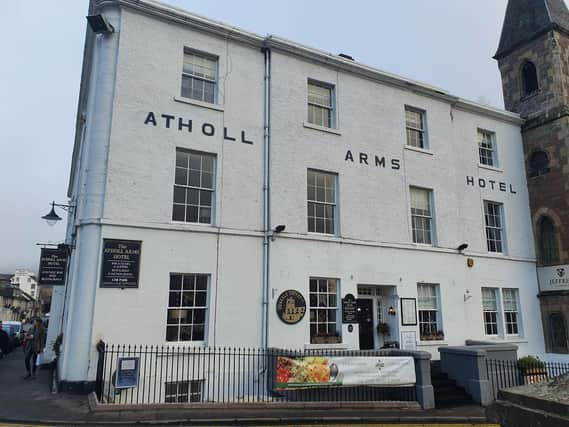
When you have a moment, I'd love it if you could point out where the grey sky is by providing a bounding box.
[0,0,513,273]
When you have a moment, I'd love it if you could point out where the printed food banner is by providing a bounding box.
[276,356,416,389]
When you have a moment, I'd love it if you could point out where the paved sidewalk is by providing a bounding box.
[0,349,91,423]
[0,349,487,426]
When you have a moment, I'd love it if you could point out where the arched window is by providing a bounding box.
[528,150,550,177]
[549,313,568,353]
[539,217,560,265]
[521,61,539,96]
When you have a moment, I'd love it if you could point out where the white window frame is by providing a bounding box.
[482,287,500,336]
[307,169,338,235]
[502,288,521,336]
[181,48,218,104]
[166,273,209,343]
[405,106,428,149]
[173,149,216,225]
[307,80,336,129]
[417,283,443,341]
[164,380,203,403]
[484,201,505,254]
[478,129,498,167]
[309,277,341,344]
[410,187,435,245]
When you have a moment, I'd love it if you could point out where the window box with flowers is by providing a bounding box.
[420,330,445,341]
[311,333,341,344]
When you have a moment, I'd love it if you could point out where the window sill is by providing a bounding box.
[174,96,225,112]
[304,343,348,350]
[308,231,338,238]
[478,164,503,173]
[171,220,215,227]
[417,340,448,346]
[161,341,206,351]
[404,145,434,156]
[303,122,342,136]
[483,336,527,344]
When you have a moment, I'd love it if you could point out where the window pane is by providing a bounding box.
[166,326,179,341]
[173,150,216,224]
[170,275,183,291]
[196,275,208,290]
[308,83,331,107]
[173,187,186,204]
[186,206,199,223]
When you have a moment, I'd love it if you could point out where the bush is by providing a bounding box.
[518,355,545,372]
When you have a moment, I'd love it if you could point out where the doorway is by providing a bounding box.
[357,299,374,350]
[357,285,397,350]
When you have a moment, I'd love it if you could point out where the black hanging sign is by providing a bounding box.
[100,239,142,288]
[276,290,306,324]
[342,293,357,323]
[38,248,68,286]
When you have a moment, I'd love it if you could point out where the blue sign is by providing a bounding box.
[115,357,140,389]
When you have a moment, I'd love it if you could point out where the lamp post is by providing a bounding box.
[41,201,75,226]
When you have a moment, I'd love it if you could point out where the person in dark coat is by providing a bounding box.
[0,321,11,355]
[24,318,46,379]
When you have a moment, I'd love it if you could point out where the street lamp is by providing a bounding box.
[41,201,75,226]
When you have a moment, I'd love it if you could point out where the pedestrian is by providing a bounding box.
[24,318,46,379]
[0,321,11,356]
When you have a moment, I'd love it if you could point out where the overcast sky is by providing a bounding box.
[0,0,514,273]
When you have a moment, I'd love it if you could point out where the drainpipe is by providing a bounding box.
[261,43,272,350]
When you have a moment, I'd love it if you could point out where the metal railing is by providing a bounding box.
[95,343,418,405]
[486,358,569,400]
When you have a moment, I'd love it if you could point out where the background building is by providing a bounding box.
[49,0,546,391]
[495,0,569,354]
[0,273,35,322]
[10,269,38,300]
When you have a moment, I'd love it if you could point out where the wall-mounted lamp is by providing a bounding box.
[457,243,469,254]
[41,201,75,226]
[86,14,115,34]
[270,225,286,241]
[388,306,396,316]
[464,289,473,302]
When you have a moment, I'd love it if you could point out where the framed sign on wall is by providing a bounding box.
[400,298,417,326]
[100,239,142,288]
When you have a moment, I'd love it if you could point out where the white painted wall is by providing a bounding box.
[59,1,545,382]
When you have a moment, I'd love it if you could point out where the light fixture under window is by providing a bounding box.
[457,243,469,253]
[270,224,286,241]
[273,225,286,233]
[388,306,396,316]
[86,14,114,34]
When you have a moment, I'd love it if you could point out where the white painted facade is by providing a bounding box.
[51,0,546,386]
[11,269,38,300]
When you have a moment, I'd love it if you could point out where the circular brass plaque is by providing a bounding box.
[276,290,306,325]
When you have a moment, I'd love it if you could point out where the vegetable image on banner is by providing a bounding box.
[276,356,416,389]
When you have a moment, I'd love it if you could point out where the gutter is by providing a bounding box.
[261,43,272,350]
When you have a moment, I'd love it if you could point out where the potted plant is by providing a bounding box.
[377,322,390,341]
[518,356,547,384]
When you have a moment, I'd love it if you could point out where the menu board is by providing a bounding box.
[115,357,140,389]
[100,239,141,288]
[342,294,357,323]
[38,248,67,286]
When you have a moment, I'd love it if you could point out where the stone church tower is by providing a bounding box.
[496,0,569,354]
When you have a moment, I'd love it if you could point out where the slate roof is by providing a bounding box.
[495,0,569,59]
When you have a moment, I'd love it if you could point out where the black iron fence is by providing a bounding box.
[95,343,418,405]
[486,358,569,399]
